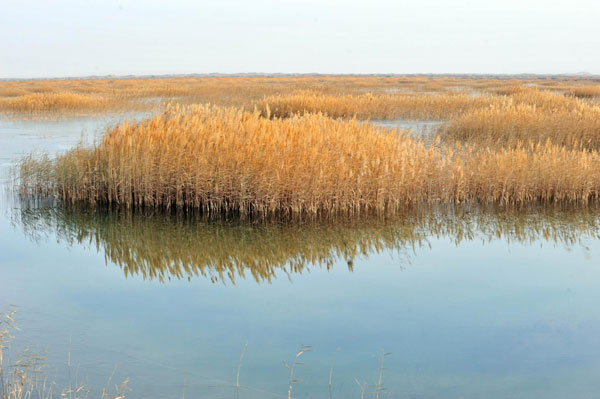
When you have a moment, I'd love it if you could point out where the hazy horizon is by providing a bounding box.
[2,0,599,79]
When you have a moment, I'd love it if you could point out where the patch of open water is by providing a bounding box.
[371,120,442,139]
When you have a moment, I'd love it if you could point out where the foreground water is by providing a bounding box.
[2,116,600,399]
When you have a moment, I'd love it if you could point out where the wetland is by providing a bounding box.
[3,76,600,399]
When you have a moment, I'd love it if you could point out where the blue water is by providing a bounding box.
[2,116,600,399]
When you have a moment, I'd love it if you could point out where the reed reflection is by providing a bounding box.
[13,203,600,284]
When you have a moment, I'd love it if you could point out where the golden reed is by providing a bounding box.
[18,104,600,217]
[2,76,598,115]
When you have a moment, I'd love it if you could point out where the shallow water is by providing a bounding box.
[2,116,600,399]
[372,119,441,139]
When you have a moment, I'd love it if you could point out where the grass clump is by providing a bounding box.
[19,104,447,216]
[450,141,600,203]
[0,92,112,114]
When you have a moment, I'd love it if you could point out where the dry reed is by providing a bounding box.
[258,91,503,120]
[0,92,115,114]
[11,80,600,213]
[490,85,528,96]
[443,89,600,149]
[444,103,600,149]
[19,104,447,215]
[568,86,600,98]
[2,75,599,119]
[18,104,600,215]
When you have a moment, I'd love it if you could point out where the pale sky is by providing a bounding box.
[1,0,599,79]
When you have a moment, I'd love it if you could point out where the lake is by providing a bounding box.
[2,115,600,399]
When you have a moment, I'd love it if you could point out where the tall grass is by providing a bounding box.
[18,104,600,215]
[2,76,599,119]
[19,104,446,215]
[0,93,113,113]
[258,91,503,120]
[443,89,600,149]
[257,86,594,122]
[490,85,528,96]
[568,86,600,98]
[1,76,428,115]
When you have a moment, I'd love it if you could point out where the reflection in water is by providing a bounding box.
[12,202,600,284]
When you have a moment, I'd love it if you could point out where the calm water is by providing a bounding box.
[372,120,441,138]
[2,116,600,399]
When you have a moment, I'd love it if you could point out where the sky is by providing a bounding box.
[1,0,599,79]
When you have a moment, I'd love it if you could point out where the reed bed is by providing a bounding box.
[443,89,600,149]
[17,104,600,216]
[0,76,412,110]
[0,76,597,111]
[19,104,447,215]
[509,87,585,110]
[568,86,600,98]
[258,91,505,120]
[257,86,597,121]
[490,84,529,96]
[0,92,121,114]
[0,76,597,119]
[450,141,600,203]
[0,76,455,100]
[444,103,600,149]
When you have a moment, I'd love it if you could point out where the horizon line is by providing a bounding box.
[2,72,599,82]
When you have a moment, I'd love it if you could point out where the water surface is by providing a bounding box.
[2,116,600,399]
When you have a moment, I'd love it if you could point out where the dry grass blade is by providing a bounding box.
[236,342,248,393]
[354,378,368,399]
[284,344,311,399]
[374,350,391,399]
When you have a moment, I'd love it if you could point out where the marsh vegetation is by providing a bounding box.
[9,76,600,215]
[5,75,600,398]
